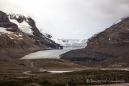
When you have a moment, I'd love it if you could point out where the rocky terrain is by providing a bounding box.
[0,10,61,60]
[61,17,129,67]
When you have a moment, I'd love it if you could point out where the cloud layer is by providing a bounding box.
[0,0,129,39]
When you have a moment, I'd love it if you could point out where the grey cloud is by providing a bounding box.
[0,0,129,39]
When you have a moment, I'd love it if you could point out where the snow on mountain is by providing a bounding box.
[114,19,122,25]
[113,17,126,25]
[8,14,33,35]
[39,29,52,38]
[0,27,13,34]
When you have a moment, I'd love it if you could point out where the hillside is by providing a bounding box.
[61,17,129,67]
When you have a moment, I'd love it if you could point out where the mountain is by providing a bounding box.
[61,17,129,67]
[0,10,60,60]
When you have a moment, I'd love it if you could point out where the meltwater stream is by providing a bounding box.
[21,48,78,59]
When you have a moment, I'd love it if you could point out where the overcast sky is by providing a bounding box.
[0,0,129,39]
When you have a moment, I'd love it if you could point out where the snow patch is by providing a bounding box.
[14,34,19,37]
[19,34,23,37]
[18,38,23,40]
[114,19,122,24]
[9,37,14,39]
[0,27,13,34]
[15,14,19,18]
[48,71,72,73]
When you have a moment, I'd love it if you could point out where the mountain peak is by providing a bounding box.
[0,10,61,54]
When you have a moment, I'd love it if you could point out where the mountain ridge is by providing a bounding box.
[61,16,129,67]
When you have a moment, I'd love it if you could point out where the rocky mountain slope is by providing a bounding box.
[0,10,60,60]
[61,17,129,67]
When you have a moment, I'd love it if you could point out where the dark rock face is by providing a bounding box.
[45,34,52,38]
[0,10,60,60]
[0,11,19,32]
[61,17,129,67]
[27,17,43,37]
